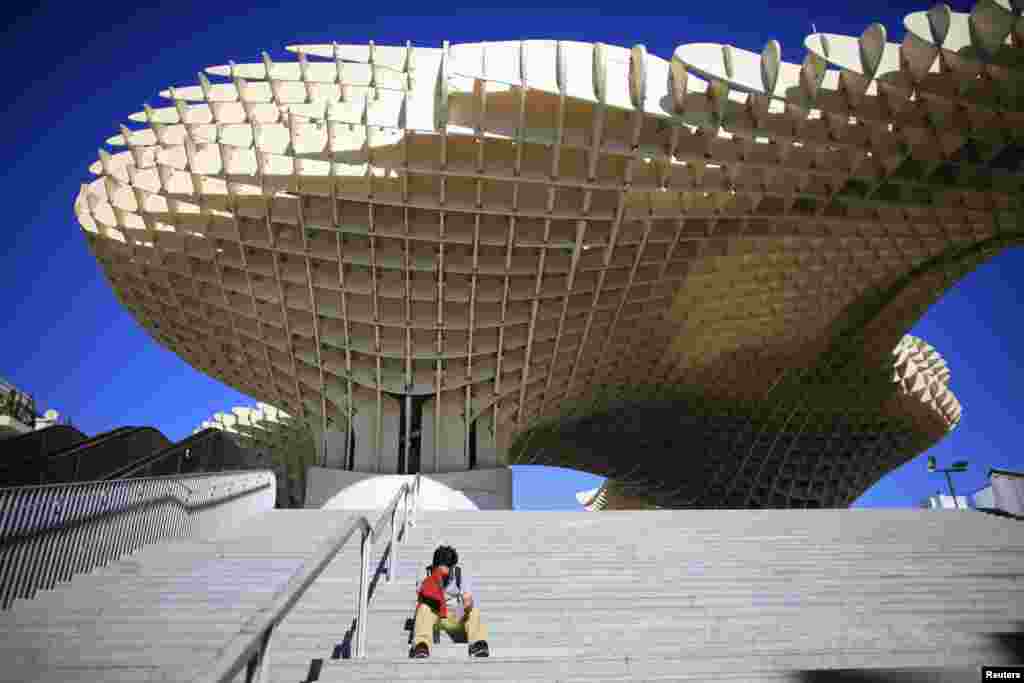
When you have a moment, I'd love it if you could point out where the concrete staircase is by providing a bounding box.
[0,510,362,682]
[285,510,1024,682]
[1,508,1022,682]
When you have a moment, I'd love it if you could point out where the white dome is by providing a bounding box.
[320,475,480,512]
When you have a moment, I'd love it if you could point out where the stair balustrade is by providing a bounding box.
[0,470,276,609]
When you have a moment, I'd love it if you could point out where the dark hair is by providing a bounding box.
[432,545,458,570]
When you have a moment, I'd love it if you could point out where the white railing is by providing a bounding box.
[0,471,277,609]
[199,474,422,683]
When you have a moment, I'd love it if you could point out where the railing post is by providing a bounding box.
[402,486,410,540]
[354,525,371,658]
[388,504,397,583]
[81,485,105,577]
[91,488,113,573]
[57,486,81,584]
[244,624,274,683]
[108,483,128,570]
[37,488,61,592]
[124,483,146,559]
[410,477,419,528]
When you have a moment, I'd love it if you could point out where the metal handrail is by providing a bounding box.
[43,426,139,459]
[105,428,227,480]
[200,474,423,683]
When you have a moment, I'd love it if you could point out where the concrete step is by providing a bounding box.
[0,641,225,670]
[300,649,997,682]
[0,610,254,630]
[382,560,1021,574]
[58,572,302,591]
[0,624,245,647]
[271,620,1014,660]
[398,541,1021,552]
[25,583,281,602]
[83,556,364,579]
[330,592,1022,615]
[405,518,1015,540]
[401,529,1021,542]
[353,601,1019,622]
[383,571,1022,589]
[390,555,1023,572]
[348,593,1020,616]
[2,667,162,683]
[396,538,1024,551]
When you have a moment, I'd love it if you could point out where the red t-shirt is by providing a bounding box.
[416,567,449,618]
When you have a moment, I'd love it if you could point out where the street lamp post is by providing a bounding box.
[927,456,969,509]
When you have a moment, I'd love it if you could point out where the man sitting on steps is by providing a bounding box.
[409,545,489,658]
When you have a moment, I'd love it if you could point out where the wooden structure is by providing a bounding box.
[74,0,1024,506]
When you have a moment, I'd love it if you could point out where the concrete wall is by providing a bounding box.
[315,428,348,470]
[304,466,513,511]
[992,472,1024,516]
[192,482,277,540]
[351,404,378,473]
[381,397,401,474]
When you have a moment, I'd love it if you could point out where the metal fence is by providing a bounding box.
[0,470,276,609]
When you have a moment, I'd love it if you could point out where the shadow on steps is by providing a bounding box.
[795,622,1024,682]
[795,670,976,682]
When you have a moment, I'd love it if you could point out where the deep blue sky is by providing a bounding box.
[1,0,1018,510]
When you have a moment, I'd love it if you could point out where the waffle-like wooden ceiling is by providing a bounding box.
[75,1,1020,483]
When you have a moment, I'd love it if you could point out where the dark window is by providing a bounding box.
[348,429,356,471]
[397,397,407,475]
[469,418,477,470]
[408,396,424,474]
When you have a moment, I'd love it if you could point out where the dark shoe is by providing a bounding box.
[468,640,489,658]
[409,642,430,658]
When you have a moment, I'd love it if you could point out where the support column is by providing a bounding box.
[475,411,499,469]
[351,393,402,473]
[351,403,377,473]
[437,392,466,473]
[421,392,472,474]
[323,429,347,469]
[404,394,413,474]
[311,423,324,467]
[421,397,437,475]
[379,395,401,474]
[288,473,305,507]
[311,423,347,470]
